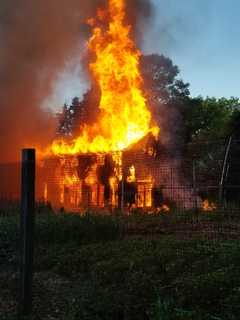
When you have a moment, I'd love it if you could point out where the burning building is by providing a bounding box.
[37,0,197,212]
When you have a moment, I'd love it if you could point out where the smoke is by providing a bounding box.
[126,0,153,44]
[0,0,84,162]
[0,0,153,163]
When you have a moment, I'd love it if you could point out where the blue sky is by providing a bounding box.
[143,0,240,98]
[47,0,240,109]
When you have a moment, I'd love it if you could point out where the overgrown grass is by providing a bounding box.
[1,208,240,319]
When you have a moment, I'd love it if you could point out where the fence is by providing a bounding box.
[2,202,240,319]
[0,157,239,213]
[1,141,240,319]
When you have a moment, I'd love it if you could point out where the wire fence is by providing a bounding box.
[1,204,240,319]
[1,141,239,216]
[1,141,240,319]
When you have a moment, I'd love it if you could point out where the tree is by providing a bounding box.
[56,86,100,138]
[184,97,240,194]
[57,103,72,137]
[228,107,240,138]
[224,106,240,202]
[140,54,190,150]
[141,54,190,105]
[185,97,240,143]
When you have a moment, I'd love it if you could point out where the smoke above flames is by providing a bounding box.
[0,0,152,162]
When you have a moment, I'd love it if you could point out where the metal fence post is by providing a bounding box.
[19,149,36,317]
[121,178,124,213]
[192,160,198,212]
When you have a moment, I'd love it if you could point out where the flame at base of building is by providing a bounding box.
[39,152,154,212]
[202,199,217,212]
[38,136,201,213]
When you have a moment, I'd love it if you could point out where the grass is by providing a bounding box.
[1,208,240,319]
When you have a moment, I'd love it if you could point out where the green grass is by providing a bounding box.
[1,209,240,319]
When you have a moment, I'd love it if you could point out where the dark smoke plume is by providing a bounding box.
[0,0,152,162]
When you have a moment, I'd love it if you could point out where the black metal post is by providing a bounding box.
[192,160,198,213]
[19,149,36,317]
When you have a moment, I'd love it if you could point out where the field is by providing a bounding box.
[1,207,240,320]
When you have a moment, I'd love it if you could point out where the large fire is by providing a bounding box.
[51,0,158,156]
[38,0,190,213]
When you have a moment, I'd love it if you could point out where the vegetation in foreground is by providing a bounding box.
[1,208,240,320]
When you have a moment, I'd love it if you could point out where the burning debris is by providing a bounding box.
[202,199,217,212]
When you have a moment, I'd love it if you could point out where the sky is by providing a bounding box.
[143,0,240,99]
[47,0,240,109]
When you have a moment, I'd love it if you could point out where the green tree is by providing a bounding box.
[140,54,190,149]
[184,97,240,190]
[185,97,240,143]
[141,54,190,105]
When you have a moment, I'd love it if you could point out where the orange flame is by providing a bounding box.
[51,0,158,156]
[156,204,170,213]
[63,174,80,187]
[202,199,217,212]
[127,165,136,183]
